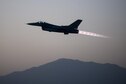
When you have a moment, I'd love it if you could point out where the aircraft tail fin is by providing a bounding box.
[69,19,82,29]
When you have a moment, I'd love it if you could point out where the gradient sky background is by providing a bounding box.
[0,0,126,76]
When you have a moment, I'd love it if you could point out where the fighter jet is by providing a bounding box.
[27,19,82,35]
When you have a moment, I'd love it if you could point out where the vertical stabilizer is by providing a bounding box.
[69,19,82,29]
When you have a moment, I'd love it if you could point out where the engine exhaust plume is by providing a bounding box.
[79,30,109,38]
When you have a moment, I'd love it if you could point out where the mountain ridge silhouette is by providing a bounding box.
[0,58,126,84]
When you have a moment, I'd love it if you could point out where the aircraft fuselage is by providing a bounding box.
[27,19,82,35]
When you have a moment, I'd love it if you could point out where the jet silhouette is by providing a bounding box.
[27,19,82,34]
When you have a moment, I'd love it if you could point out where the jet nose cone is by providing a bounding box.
[27,22,42,26]
[27,22,41,26]
[27,23,35,25]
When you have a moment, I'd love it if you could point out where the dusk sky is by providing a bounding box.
[0,0,126,76]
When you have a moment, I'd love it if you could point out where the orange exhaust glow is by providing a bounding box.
[79,30,109,38]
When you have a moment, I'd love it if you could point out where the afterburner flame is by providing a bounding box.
[79,30,109,38]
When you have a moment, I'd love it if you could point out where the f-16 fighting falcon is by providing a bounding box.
[27,19,82,35]
[27,19,109,38]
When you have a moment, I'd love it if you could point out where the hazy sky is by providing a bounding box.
[0,0,126,76]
